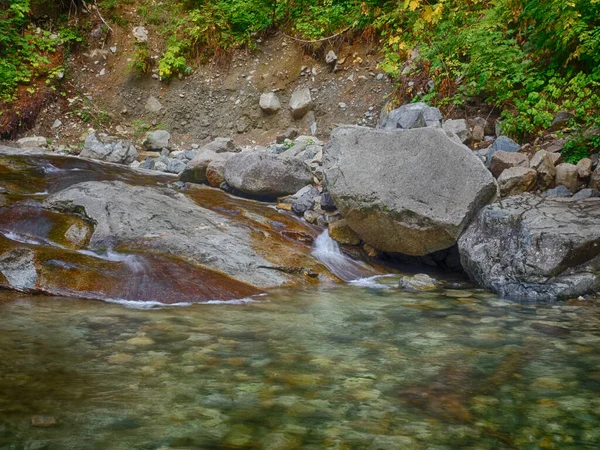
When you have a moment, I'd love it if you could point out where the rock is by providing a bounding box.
[498,167,537,197]
[206,158,229,187]
[145,96,163,113]
[259,92,281,114]
[31,416,58,427]
[489,151,529,177]
[442,119,470,143]
[80,132,138,165]
[52,119,62,129]
[328,219,361,245]
[549,111,574,131]
[591,166,600,190]
[486,136,521,164]
[224,152,313,197]
[289,87,313,119]
[17,136,47,148]
[543,185,572,197]
[180,150,226,184]
[576,158,593,179]
[0,248,37,292]
[379,102,442,130]
[572,188,600,200]
[471,125,485,142]
[320,191,336,211]
[325,50,338,65]
[202,137,238,154]
[398,273,437,292]
[323,126,497,255]
[459,194,600,300]
[133,26,148,42]
[555,163,579,193]
[303,210,320,224]
[530,150,556,190]
[45,181,322,289]
[166,158,186,174]
[144,130,171,150]
[291,185,319,216]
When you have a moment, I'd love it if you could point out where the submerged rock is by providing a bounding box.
[398,273,437,292]
[323,126,497,255]
[459,194,600,299]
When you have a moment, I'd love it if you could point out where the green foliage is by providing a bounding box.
[129,42,150,76]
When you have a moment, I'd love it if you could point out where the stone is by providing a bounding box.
[289,87,313,119]
[591,166,600,190]
[576,158,593,179]
[549,111,574,131]
[498,167,537,197]
[291,185,319,216]
[471,125,485,142]
[486,136,521,165]
[530,151,556,190]
[202,137,238,154]
[0,248,37,292]
[180,150,226,184]
[543,185,572,197]
[572,188,600,200]
[206,158,229,187]
[145,96,163,113]
[325,50,338,65]
[224,152,313,197]
[442,119,470,143]
[320,191,336,211]
[459,194,600,300]
[259,92,281,114]
[323,126,497,255]
[328,219,361,245]
[303,210,320,224]
[144,130,171,150]
[555,163,579,193]
[133,26,148,42]
[489,151,529,177]
[52,119,62,129]
[17,136,47,148]
[31,416,58,427]
[80,132,138,165]
[166,158,186,174]
[379,102,442,130]
[398,273,437,292]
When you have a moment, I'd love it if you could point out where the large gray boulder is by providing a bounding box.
[80,132,138,165]
[144,130,171,150]
[259,92,281,114]
[459,194,600,300]
[323,126,498,255]
[224,152,313,197]
[379,102,442,130]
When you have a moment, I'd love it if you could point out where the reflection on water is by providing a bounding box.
[0,284,599,449]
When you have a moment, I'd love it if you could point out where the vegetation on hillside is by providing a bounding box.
[1,0,599,149]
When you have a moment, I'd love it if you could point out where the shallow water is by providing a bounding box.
[0,282,599,450]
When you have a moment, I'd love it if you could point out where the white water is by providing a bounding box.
[312,230,377,282]
[77,249,145,273]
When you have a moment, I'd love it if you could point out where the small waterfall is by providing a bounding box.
[312,230,374,282]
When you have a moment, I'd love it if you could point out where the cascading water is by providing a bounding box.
[312,230,376,282]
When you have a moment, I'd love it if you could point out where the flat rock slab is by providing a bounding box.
[459,194,600,300]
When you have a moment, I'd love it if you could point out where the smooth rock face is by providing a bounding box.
[224,152,313,197]
[489,151,529,178]
[80,132,138,165]
[442,119,470,143]
[379,102,442,130]
[144,130,171,150]
[555,163,579,193]
[323,126,498,255]
[289,87,313,119]
[259,92,281,114]
[459,194,600,300]
[498,167,537,197]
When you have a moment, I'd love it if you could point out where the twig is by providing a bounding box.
[93,0,114,33]
[278,26,351,44]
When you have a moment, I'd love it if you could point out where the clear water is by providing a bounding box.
[1,283,599,450]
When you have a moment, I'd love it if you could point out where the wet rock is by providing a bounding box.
[323,126,497,255]
[531,322,571,336]
[486,136,521,164]
[17,136,47,148]
[144,130,171,151]
[555,163,579,193]
[328,219,360,245]
[64,223,89,247]
[31,416,58,427]
[80,132,138,165]
[498,167,537,197]
[224,152,313,197]
[442,119,470,143]
[379,102,442,130]
[489,151,529,178]
[459,194,600,299]
[0,248,37,292]
[259,92,281,114]
[289,87,313,119]
[398,273,437,292]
